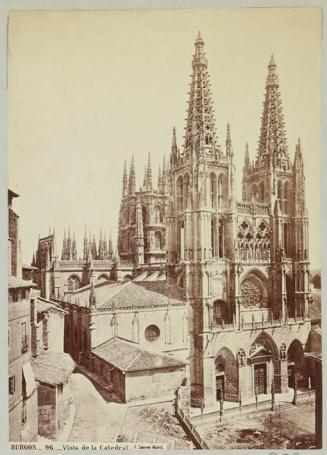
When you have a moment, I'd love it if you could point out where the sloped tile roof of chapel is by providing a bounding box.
[92,337,185,372]
[96,281,185,310]
[31,351,75,386]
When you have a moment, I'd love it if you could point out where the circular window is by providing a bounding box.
[144,325,160,342]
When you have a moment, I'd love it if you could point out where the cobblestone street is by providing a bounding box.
[68,373,126,442]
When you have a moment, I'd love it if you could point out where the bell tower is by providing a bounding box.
[167,32,235,404]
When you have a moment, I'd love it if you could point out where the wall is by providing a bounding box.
[201,321,311,407]
[125,367,185,403]
[93,305,189,362]
[37,384,57,438]
[9,299,38,442]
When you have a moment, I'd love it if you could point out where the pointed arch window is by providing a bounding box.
[210,173,217,209]
[283,181,289,214]
[218,176,223,209]
[211,216,216,258]
[283,222,288,257]
[177,176,183,212]
[218,219,224,258]
[251,184,258,200]
[277,179,283,200]
[183,174,190,208]
[259,181,265,202]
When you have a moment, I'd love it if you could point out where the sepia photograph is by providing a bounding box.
[5,5,322,451]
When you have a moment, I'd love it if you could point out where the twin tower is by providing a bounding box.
[118,33,310,404]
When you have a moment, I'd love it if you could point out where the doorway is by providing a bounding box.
[288,363,295,388]
[254,363,267,394]
[216,374,225,401]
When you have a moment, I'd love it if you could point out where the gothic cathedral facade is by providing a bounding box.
[166,33,311,406]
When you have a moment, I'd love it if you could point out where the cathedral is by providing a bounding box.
[165,32,311,406]
[34,32,312,408]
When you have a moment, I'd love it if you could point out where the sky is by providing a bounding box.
[8,8,321,268]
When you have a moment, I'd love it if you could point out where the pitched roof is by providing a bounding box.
[37,297,66,314]
[92,338,185,373]
[8,276,36,289]
[31,351,75,386]
[68,280,185,310]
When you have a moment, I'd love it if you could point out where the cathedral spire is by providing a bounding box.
[226,122,233,158]
[108,231,113,259]
[61,229,67,260]
[67,226,72,260]
[72,230,77,260]
[293,138,306,217]
[143,165,147,189]
[171,127,179,164]
[91,234,97,259]
[244,142,250,169]
[257,55,289,171]
[145,153,152,190]
[122,160,128,196]
[157,164,162,191]
[83,226,88,260]
[183,32,218,160]
[162,155,167,193]
[128,156,136,194]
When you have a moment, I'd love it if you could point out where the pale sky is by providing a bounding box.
[8,8,321,268]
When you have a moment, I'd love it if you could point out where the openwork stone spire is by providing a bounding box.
[122,160,128,196]
[257,55,290,171]
[128,156,136,193]
[184,32,218,160]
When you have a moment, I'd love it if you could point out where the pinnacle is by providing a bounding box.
[269,53,276,66]
[195,30,204,47]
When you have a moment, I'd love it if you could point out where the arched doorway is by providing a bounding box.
[287,339,307,389]
[215,347,238,402]
[251,331,279,393]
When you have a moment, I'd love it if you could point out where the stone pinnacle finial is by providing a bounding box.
[195,30,204,46]
[146,153,152,190]
[128,155,136,193]
[269,54,276,66]
[172,126,177,147]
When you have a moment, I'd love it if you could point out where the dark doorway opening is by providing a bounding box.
[254,363,267,394]
[216,374,225,401]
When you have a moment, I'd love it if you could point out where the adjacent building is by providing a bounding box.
[8,190,38,442]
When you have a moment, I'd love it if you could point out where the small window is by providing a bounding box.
[144,325,160,342]
[9,376,15,395]
[21,322,28,353]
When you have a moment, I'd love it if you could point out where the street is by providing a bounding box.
[68,373,126,442]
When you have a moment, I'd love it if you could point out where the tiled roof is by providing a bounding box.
[68,280,185,309]
[97,282,184,309]
[92,337,185,373]
[31,351,75,386]
[8,276,36,289]
[37,297,66,313]
[134,281,184,300]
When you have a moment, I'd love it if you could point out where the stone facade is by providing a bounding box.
[8,190,38,442]
[36,381,72,439]
[61,280,189,366]
[118,154,167,268]
[165,33,312,407]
